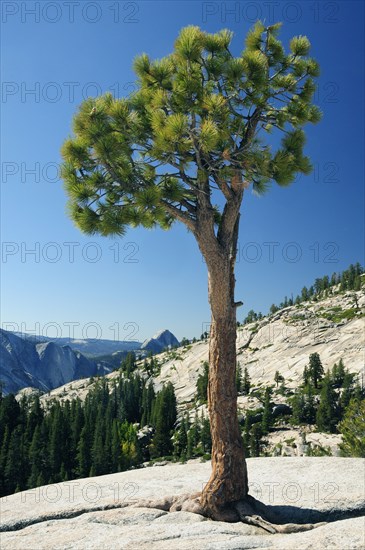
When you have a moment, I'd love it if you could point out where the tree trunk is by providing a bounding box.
[200,250,248,513]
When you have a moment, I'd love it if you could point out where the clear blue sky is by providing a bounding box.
[1,1,364,342]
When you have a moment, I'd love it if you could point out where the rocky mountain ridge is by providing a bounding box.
[34,288,364,411]
[154,288,364,403]
[14,333,140,356]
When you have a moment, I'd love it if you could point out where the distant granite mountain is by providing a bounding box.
[0,329,112,395]
[0,328,180,395]
[13,334,141,357]
[141,329,180,354]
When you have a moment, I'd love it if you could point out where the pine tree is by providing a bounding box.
[110,419,122,471]
[339,399,365,457]
[303,365,310,386]
[187,412,201,458]
[316,373,337,433]
[314,278,323,295]
[121,352,137,377]
[91,409,106,476]
[292,390,306,424]
[332,359,346,387]
[150,384,177,458]
[4,427,25,495]
[61,22,321,511]
[26,395,44,437]
[48,404,65,482]
[77,418,93,478]
[242,410,257,458]
[70,398,84,476]
[307,353,324,389]
[274,371,284,388]
[60,463,68,482]
[242,367,251,395]
[200,413,212,454]
[262,388,273,435]
[174,416,188,459]
[301,286,309,301]
[322,275,329,290]
[236,362,242,393]
[28,425,45,488]
[120,422,141,470]
[141,381,156,426]
[244,310,258,324]
[36,471,46,488]
[354,276,361,291]
[249,424,263,457]
[339,371,359,414]
[196,362,209,403]
[330,272,337,287]
[303,383,316,424]
[164,382,177,430]
[0,426,10,494]
[0,394,21,440]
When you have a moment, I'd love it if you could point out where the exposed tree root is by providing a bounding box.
[132,492,327,534]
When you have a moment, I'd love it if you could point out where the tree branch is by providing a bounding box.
[217,172,244,251]
[237,109,262,152]
[160,200,196,231]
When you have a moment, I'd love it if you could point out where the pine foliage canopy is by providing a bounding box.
[61,23,321,237]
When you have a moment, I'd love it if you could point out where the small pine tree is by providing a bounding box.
[249,424,262,457]
[4,428,24,495]
[150,384,177,458]
[77,420,92,477]
[174,416,188,458]
[316,373,337,433]
[187,412,201,458]
[236,362,242,393]
[353,276,361,291]
[339,399,365,457]
[339,371,360,414]
[244,310,258,324]
[242,367,251,395]
[261,387,273,435]
[91,412,105,476]
[303,383,316,424]
[332,359,346,387]
[196,362,209,403]
[200,414,212,454]
[28,425,45,489]
[141,381,156,426]
[292,390,306,424]
[49,405,66,482]
[242,410,255,457]
[274,371,284,388]
[36,472,46,488]
[120,422,141,470]
[301,286,309,301]
[308,352,324,389]
[0,426,10,494]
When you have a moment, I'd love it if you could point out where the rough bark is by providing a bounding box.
[185,166,249,516]
[135,184,329,533]
[197,216,248,515]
